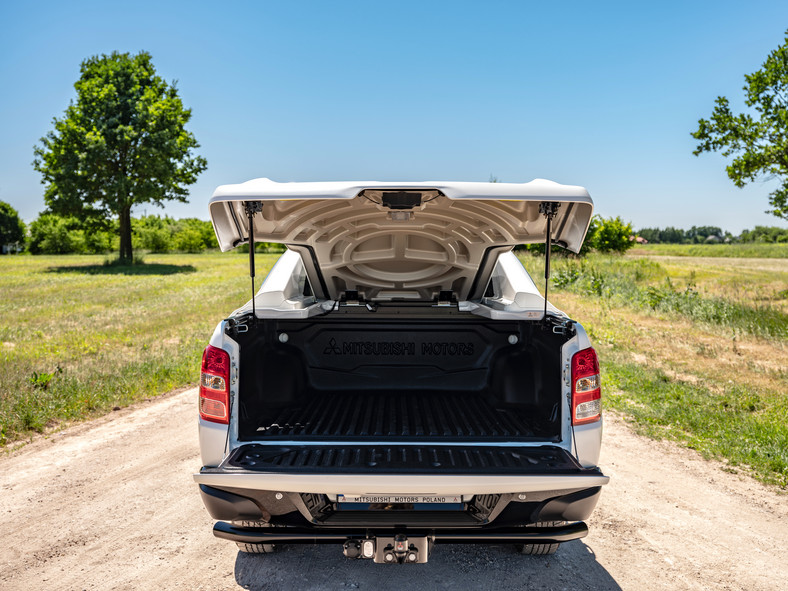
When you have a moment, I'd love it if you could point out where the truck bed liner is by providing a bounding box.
[249,392,552,441]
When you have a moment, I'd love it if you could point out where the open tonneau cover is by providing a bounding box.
[209,179,593,301]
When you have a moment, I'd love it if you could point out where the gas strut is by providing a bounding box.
[244,201,263,324]
[539,202,560,322]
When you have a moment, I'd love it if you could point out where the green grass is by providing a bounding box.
[631,243,788,258]
[519,253,788,339]
[0,252,279,445]
[603,355,788,488]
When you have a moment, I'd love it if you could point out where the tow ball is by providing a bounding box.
[343,535,430,564]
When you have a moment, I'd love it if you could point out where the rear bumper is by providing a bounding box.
[213,519,589,545]
[198,483,604,528]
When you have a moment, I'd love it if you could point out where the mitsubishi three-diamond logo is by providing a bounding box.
[323,337,342,355]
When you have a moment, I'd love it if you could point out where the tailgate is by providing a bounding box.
[194,444,609,495]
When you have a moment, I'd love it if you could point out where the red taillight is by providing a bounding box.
[571,347,601,425]
[199,345,230,424]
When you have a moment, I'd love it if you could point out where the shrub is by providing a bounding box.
[174,218,218,250]
[0,201,25,249]
[28,214,86,254]
[172,228,205,252]
[592,216,635,253]
[82,227,114,253]
[236,242,287,254]
[517,215,634,256]
[137,226,172,253]
[133,215,173,252]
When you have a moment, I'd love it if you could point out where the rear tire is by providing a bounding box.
[516,542,560,555]
[236,542,276,554]
[515,521,564,556]
[232,521,276,554]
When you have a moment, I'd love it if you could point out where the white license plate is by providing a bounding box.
[337,495,463,504]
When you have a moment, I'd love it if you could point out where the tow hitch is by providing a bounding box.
[343,535,431,564]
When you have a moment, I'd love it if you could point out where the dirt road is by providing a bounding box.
[1,387,786,590]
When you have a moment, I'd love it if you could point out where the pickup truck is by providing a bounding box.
[194,179,609,564]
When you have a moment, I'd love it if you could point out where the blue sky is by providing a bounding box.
[1,0,787,233]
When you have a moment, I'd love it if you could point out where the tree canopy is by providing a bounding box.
[33,51,207,260]
[692,30,788,220]
[0,201,25,247]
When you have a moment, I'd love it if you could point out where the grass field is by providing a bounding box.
[520,254,788,336]
[520,252,788,487]
[2,250,786,487]
[630,242,788,258]
[0,253,279,446]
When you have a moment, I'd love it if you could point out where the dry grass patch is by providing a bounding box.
[551,291,787,396]
[541,268,787,487]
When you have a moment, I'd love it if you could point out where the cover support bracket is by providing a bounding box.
[244,201,263,321]
[539,202,560,320]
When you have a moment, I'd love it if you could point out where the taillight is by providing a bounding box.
[571,347,601,425]
[199,345,230,424]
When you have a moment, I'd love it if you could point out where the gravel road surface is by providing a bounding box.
[1,387,786,590]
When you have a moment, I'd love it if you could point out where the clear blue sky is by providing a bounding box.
[1,0,787,233]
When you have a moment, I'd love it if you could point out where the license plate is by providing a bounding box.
[337,495,463,504]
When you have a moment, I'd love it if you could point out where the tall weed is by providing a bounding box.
[526,255,788,339]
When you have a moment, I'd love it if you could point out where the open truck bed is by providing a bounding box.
[234,313,569,443]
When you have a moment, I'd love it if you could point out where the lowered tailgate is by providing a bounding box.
[194,444,609,495]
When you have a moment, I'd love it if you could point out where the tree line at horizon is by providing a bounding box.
[0,205,289,255]
[1,201,786,255]
[637,225,788,244]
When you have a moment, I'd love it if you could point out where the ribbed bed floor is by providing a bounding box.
[253,392,551,440]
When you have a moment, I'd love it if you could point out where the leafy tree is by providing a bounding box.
[692,30,788,220]
[660,227,687,244]
[637,227,662,243]
[592,216,635,253]
[739,225,788,242]
[686,225,723,243]
[33,51,207,261]
[0,201,25,249]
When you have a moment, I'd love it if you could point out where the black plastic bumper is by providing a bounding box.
[213,520,588,545]
[199,484,603,527]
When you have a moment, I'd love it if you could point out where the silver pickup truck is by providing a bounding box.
[194,179,609,564]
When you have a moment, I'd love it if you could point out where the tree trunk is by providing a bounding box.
[119,206,133,262]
